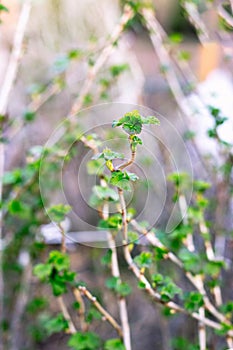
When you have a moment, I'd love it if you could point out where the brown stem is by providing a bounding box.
[57,296,76,334]
[130,220,230,326]
[78,286,123,337]
[72,288,88,332]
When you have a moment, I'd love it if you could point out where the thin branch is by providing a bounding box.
[99,178,131,350]
[118,150,136,171]
[73,288,88,332]
[218,2,233,27]
[178,193,206,350]
[118,195,230,335]
[78,286,123,338]
[182,1,210,43]
[0,0,32,116]
[0,2,32,347]
[130,220,229,325]
[57,296,76,334]
[69,5,133,120]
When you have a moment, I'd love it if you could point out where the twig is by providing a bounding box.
[73,288,88,332]
[182,1,210,43]
[118,196,231,335]
[9,251,32,350]
[78,286,123,338]
[130,220,229,325]
[0,2,32,348]
[69,5,133,119]
[218,2,233,27]
[178,193,206,350]
[0,0,32,116]
[57,296,76,334]
[99,178,131,350]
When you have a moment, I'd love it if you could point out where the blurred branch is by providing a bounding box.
[0,2,32,348]
[182,1,210,43]
[130,220,229,326]
[73,288,88,332]
[78,286,123,338]
[218,2,233,27]
[69,5,134,119]
[9,252,32,350]
[57,296,76,334]
[0,0,32,116]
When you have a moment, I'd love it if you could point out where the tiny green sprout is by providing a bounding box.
[112,110,160,136]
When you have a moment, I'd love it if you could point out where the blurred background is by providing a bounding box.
[1,0,233,349]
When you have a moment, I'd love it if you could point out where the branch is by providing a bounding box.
[69,5,133,120]
[119,197,230,335]
[57,296,76,334]
[182,1,210,43]
[73,288,88,332]
[78,286,123,338]
[218,2,233,28]
[0,2,32,345]
[130,220,230,325]
[0,0,32,116]
[99,179,131,350]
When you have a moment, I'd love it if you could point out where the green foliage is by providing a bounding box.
[134,251,153,268]
[47,204,71,222]
[101,249,113,266]
[23,110,36,122]
[178,248,202,274]
[109,170,138,191]
[183,291,204,312]
[33,251,76,296]
[93,185,119,202]
[68,332,101,350]
[0,4,8,12]
[110,64,129,77]
[43,313,69,336]
[152,275,181,302]
[99,214,122,230]
[112,110,159,135]
[105,277,132,297]
[104,339,126,350]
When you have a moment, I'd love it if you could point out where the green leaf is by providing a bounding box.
[105,277,119,290]
[93,186,119,202]
[169,32,183,44]
[0,4,9,12]
[134,252,153,268]
[68,332,101,350]
[115,282,132,297]
[101,249,112,266]
[86,159,105,175]
[48,204,71,222]
[193,180,211,193]
[109,171,138,191]
[23,110,36,122]
[178,249,202,274]
[48,251,70,271]
[26,297,48,314]
[204,260,225,277]
[141,116,160,125]
[93,148,124,161]
[184,291,204,312]
[104,338,126,350]
[44,313,68,336]
[86,307,102,323]
[98,214,122,230]
[33,263,52,280]
[110,64,129,77]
